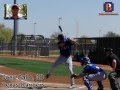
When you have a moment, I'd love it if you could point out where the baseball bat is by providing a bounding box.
[59,25,63,33]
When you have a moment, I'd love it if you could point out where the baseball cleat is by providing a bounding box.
[45,73,51,79]
[69,84,75,89]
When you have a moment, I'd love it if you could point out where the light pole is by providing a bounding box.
[13,0,18,55]
[33,23,36,35]
[99,30,102,37]
[58,18,62,26]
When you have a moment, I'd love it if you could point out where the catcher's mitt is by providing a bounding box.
[71,74,77,79]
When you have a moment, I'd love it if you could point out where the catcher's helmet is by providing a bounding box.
[80,56,91,63]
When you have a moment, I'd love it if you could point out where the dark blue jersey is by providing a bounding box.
[58,38,73,57]
[82,64,102,74]
[105,53,120,73]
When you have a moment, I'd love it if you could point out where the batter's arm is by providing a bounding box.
[112,59,117,71]
[69,39,79,45]
[71,73,86,79]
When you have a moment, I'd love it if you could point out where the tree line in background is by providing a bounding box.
[0,24,12,43]
[50,31,120,39]
[0,23,120,43]
[103,31,120,37]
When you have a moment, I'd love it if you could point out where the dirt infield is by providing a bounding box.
[0,66,111,90]
[0,55,114,90]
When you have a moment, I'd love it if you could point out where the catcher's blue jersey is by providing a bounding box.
[83,64,101,74]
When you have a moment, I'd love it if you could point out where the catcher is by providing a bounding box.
[71,56,107,90]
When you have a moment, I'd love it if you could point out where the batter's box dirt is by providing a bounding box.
[43,83,86,90]
[43,83,95,90]
[0,88,28,90]
[42,82,112,90]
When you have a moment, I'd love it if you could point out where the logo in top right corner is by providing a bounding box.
[104,2,114,12]
[99,2,119,16]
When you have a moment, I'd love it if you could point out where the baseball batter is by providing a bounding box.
[71,56,107,90]
[45,34,77,88]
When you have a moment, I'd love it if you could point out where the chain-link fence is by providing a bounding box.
[1,36,120,64]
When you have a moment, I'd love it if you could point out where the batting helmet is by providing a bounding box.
[58,34,65,41]
[80,56,91,63]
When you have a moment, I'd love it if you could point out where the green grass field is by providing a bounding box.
[0,57,82,76]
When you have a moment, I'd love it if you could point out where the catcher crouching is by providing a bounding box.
[71,56,107,90]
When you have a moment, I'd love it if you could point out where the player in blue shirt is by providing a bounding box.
[71,56,107,90]
[45,34,77,88]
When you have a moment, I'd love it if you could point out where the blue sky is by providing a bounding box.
[0,0,120,38]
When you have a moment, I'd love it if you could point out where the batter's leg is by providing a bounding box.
[46,56,66,78]
[65,56,75,86]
